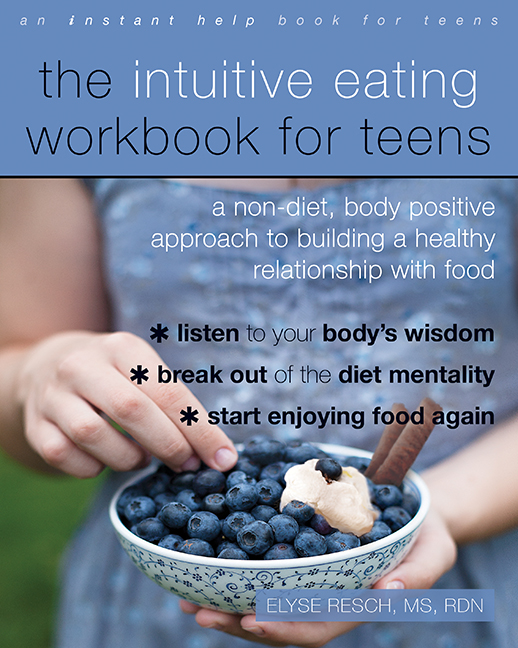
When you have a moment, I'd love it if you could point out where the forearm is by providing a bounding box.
[423,415,518,545]
[0,179,110,474]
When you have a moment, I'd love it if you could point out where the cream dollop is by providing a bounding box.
[280,459,377,536]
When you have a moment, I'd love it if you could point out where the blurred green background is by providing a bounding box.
[0,451,104,648]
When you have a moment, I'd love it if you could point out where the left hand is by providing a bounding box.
[179,507,456,647]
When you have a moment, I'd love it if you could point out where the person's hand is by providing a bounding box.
[372,507,456,590]
[15,330,238,477]
[179,600,360,648]
[179,507,457,647]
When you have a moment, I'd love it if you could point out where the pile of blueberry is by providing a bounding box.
[116,437,420,560]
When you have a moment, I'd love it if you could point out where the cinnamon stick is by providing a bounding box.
[364,403,408,479]
[371,397,441,486]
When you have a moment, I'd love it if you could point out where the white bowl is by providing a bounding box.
[109,444,429,613]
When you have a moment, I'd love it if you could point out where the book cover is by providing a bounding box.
[0,2,515,647]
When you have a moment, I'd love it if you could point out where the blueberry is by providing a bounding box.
[125,496,157,525]
[216,540,236,554]
[158,534,184,551]
[296,524,312,534]
[211,531,225,549]
[242,438,286,466]
[256,479,283,507]
[401,490,420,517]
[310,513,335,535]
[135,517,169,543]
[192,469,226,497]
[202,493,228,518]
[342,456,370,473]
[237,520,275,555]
[284,441,321,464]
[187,511,222,542]
[154,492,179,509]
[226,470,256,489]
[264,543,299,560]
[365,477,376,499]
[244,434,269,445]
[169,472,196,492]
[260,462,286,482]
[178,538,215,557]
[315,458,342,481]
[381,506,412,531]
[325,531,360,553]
[217,545,250,560]
[294,528,327,557]
[117,486,144,518]
[158,501,192,529]
[315,449,332,459]
[155,463,175,478]
[140,473,171,498]
[225,482,259,511]
[234,458,261,480]
[241,435,268,456]
[268,514,299,543]
[120,436,410,563]
[281,500,315,524]
[221,511,255,542]
[360,521,392,545]
[373,485,403,510]
[251,505,277,522]
[174,489,203,511]
[371,505,382,518]
[279,463,298,487]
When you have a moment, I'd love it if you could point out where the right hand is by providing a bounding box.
[15,330,238,478]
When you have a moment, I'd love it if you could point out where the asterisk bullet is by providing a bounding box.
[180,406,199,426]
[130,365,149,384]
[150,323,169,343]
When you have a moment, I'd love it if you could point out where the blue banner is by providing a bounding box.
[256,589,495,622]
[0,1,516,175]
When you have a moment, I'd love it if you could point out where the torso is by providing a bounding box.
[91,177,518,469]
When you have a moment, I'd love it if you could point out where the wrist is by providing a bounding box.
[422,466,488,546]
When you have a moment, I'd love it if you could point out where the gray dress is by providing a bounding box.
[56,178,518,648]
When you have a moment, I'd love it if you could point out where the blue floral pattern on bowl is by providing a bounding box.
[110,444,429,613]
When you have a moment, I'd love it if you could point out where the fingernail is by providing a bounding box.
[243,625,265,636]
[386,580,405,590]
[181,455,201,472]
[214,447,237,471]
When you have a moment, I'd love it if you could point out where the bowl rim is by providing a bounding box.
[109,443,430,569]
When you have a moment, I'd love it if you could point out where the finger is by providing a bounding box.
[136,378,238,472]
[110,345,238,472]
[61,358,219,471]
[192,607,356,648]
[179,600,201,614]
[373,510,457,590]
[86,368,231,471]
[26,416,105,478]
[45,390,150,472]
[192,609,287,646]
[60,334,238,472]
[240,618,358,647]
[65,364,192,470]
